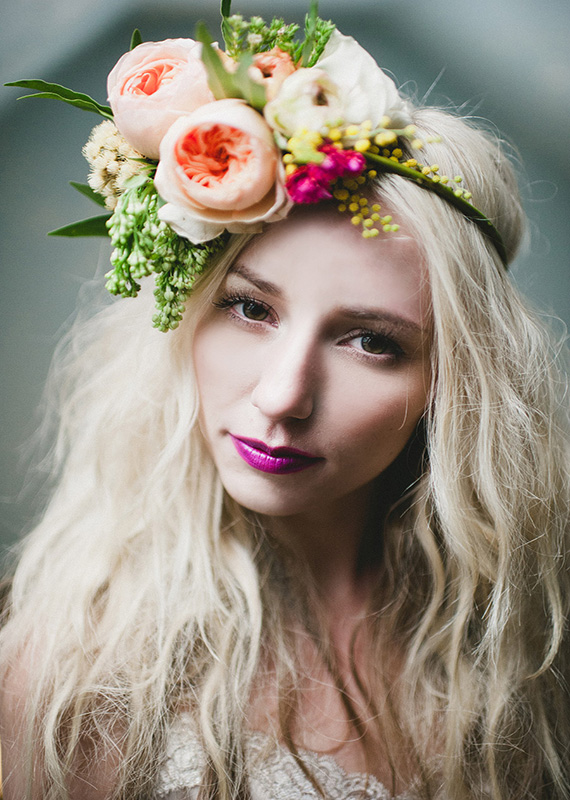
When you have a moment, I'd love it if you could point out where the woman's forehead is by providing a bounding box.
[235,207,431,330]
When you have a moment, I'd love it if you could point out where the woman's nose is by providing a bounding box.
[250,333,317,422]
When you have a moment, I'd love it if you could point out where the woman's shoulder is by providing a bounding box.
[155,712,421,800]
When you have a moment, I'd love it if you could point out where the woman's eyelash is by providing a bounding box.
[213,291,264,308]
[213,293,405,359]
[213,292,247,310]
[346,329,405,359]
[213,292,272,320]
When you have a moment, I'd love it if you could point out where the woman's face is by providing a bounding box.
[193,208,432,519]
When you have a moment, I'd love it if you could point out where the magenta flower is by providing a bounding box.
[285,164,333,204]
[319,145,367,178]
[285,144,367,205]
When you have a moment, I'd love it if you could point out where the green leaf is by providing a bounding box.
[122,173,152,190]
[220,5,233,50]
[301,0,319,67]
[69,181,107,207]
[48,214,112,237]
[130,28,143,50]
[196,22,239,100]
[232,54,266,109]
[5,79,112,118]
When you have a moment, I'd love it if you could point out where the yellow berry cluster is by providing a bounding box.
[325,119,420,237]
[279,119,473,238]
[409,162,473,200]
[331,189,398,238]
[282,128,326,176]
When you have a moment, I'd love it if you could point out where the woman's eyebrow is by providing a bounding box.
[228,263,283,297]
[338,307,426,336]
[228,263,427,336]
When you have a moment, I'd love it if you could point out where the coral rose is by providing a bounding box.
[107,38,215,160]
[248,48,296,100]
[155,98,291,244]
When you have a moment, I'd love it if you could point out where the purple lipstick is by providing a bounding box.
[230,435,323,475]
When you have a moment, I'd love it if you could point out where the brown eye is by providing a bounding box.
[360,333,390,354]
[240,300,269,321]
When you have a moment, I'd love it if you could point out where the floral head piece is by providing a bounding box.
[7,1,507,331]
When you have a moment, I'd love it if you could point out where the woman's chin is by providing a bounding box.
[223,480,318,518]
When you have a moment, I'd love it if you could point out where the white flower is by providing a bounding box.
[264,30,412,139]
[263,68,344,138]
[315,30,412,128]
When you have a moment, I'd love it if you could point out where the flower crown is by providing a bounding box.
[7,1,507,331]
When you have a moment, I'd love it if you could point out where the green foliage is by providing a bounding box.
[214,3,334,67]
[105,178,229,331]
[220,0,233,49]
[196,23,266,108]
[196,23,241,100]
[49,214,112,237]
[69,181,107,207]
[300,0,318,66]
[130,29,143,50]
[302,3,335,67]
[230,53,266,108]
[221,14,300,60]
[5,79,113,118]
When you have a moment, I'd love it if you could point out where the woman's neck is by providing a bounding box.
[266,482,383,623]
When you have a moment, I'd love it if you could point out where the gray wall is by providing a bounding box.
[2,0,569,552]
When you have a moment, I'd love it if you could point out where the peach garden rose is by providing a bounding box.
[154,98,291,244]
[248,47,297,100]
[219,47,296,102]
[107,38,215,160]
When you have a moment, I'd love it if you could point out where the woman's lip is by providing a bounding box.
[232,435,319,459]
[230,435,324,475]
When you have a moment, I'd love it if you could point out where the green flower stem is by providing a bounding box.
[365,152,508,266]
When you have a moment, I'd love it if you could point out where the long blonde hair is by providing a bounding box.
[1,107,569,800]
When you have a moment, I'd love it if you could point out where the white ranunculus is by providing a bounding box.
[315,30,412,128]
[263,68,344,138]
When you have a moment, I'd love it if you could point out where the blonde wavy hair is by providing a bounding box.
[1,106,569,800]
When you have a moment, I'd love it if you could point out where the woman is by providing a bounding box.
[1,6,569,799]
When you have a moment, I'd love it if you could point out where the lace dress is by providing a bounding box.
[155,713,421,799]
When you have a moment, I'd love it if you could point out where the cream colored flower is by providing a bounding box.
[263,68,343,138]
[315,30,412,128]
[82,121,144,209]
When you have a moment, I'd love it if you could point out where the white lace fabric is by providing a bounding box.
[155,713,420,799]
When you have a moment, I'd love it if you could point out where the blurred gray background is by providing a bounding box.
[2,0,569,554]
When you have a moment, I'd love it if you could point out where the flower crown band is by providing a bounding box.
[7,1,507,331]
